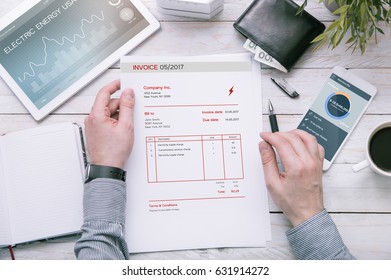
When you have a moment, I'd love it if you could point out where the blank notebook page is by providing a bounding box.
[1,123,84,244]
[0,142,12,245]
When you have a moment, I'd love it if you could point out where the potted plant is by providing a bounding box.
[298,0,391,54]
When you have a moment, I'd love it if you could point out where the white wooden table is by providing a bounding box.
[1,0,391,260]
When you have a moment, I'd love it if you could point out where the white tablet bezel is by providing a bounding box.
[0,0,160,121]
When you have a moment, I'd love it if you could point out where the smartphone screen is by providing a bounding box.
[298,71,374,166]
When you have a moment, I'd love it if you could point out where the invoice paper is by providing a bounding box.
[121,53,271,253]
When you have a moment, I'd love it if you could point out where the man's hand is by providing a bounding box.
[259,130,325,227]
[84,80,135,169]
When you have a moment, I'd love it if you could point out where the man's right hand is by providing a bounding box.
[259,130,325,227]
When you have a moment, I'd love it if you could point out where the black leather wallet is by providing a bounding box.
[234,0,325,72]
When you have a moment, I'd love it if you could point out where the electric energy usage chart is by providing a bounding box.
[0,0,149,108]
[146,134,244,183]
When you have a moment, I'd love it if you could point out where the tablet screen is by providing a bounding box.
[0,0,154,110]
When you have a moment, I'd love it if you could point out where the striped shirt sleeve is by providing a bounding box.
[74,178,129,260]
[286,209,355,260]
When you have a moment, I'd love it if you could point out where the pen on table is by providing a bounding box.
[270,77,300,98]
[268,99,279,133]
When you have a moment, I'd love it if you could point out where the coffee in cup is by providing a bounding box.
[352,121,391,177]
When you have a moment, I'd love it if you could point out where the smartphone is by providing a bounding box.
[298,66,377,171]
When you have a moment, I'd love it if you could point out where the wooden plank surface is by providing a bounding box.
[1,0,390,260]
[2,69,391,115]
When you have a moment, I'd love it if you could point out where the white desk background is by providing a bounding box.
[1,0,390,260]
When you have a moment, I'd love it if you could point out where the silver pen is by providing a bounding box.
[271,77,299,98]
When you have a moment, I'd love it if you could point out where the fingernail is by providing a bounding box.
[259,141,270,152]
[123,89,133,100]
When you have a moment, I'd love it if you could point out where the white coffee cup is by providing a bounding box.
[352,121,391,177]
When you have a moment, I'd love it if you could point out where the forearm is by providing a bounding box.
[74,178,129,260]
[286,209,355,260]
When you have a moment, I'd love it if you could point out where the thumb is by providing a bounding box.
[259,141,280,188]
[118,88,135,128]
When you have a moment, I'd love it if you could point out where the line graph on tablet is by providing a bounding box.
[20,11,118,94]
[0,0,151,109]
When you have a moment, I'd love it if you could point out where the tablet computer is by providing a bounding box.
[0,0,160,120]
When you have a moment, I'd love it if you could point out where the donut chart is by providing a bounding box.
[325,91,351,119]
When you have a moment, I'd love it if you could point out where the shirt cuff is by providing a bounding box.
[83,178,126,225]
[286,209,348,260]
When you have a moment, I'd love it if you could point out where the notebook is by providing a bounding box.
[0,123,85,246]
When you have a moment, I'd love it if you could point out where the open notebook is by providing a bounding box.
[0,123,85,246]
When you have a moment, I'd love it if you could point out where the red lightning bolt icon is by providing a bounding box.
[228,86,234,96]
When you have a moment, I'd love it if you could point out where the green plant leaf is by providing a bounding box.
[369,24,375,37]
[360,40,366,55]
[345,36,356,44]
[333,5,349,15]
[337,25,349,46]
[386,8,391,21]
[360,2,367,23]
[311,32,329,43]
[376,27,385,34]
[328,19,341,31]
[296,0,307,15]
